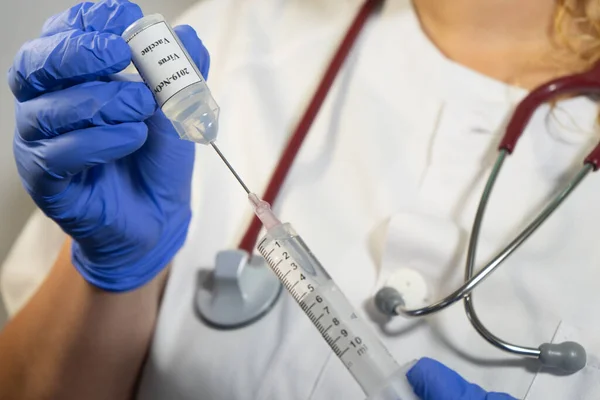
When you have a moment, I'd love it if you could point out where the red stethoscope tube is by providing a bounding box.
[501,65,600,168]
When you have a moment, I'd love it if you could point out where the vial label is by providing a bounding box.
[126,21,203,107]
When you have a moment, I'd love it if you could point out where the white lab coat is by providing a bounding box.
[3,0,600,399]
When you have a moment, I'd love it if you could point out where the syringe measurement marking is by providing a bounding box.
[258,238,267,249]
[259,238,370,368]
[304,301,351,359]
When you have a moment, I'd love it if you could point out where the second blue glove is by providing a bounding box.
[406,358,517,400]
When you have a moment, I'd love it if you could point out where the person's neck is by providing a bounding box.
[413,0,565,89]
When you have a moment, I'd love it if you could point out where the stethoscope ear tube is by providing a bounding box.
[583,147,600,170]
[500,64,600,157]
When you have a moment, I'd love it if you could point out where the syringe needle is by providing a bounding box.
[210,142,251,194]
[210,143,279,228]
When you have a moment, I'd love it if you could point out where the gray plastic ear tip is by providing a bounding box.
[374,286,405,316]
[539,341,587,373]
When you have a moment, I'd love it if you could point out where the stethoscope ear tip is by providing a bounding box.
[538,341,587,373]
[374,268,430,316]
[374,287,405,316]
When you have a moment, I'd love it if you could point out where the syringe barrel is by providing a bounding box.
[366,362,419,400]
[258,223,414,398]
[122,14,219,144]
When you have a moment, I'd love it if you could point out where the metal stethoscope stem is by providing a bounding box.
[462,153,592,359]
[390,152,592,321]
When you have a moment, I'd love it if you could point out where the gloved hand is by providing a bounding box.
[407,358,518,400]
[8,0,210,292]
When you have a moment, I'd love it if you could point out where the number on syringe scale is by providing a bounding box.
[302,292,370,361]
[258,238,370,367]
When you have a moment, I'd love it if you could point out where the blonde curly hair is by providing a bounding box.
[554,0,600,74]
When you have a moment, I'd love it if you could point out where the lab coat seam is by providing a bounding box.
[416,101,445,191]
[305,352,335,400]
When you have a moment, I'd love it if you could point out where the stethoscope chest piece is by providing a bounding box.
[195,249,283,329]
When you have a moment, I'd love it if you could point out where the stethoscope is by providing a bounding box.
[195,0,600,373]
[376,74,600,373]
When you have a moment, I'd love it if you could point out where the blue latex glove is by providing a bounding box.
[9,0,210,292]
[407,358,518,400]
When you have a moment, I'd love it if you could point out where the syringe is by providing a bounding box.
[244,193,417,400]
[208,131,419,398]
[122,14,418,399]
[212,134,418,398]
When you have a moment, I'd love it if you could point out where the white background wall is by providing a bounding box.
[0,0,197,327]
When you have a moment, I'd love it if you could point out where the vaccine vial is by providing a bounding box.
[122,14,219,144]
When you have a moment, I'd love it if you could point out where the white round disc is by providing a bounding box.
[384,268,429,309]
